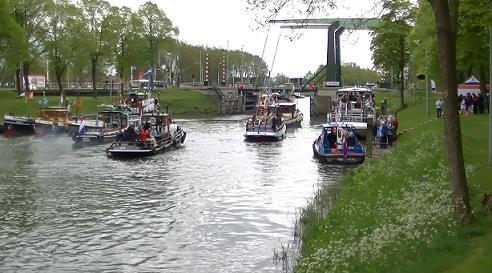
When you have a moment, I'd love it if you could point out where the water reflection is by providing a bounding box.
[0,98,347,272]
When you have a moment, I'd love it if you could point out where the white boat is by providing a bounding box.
[329,86,375,138]
[106,112,186,157]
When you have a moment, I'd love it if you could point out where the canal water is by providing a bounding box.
[0,98,347,272]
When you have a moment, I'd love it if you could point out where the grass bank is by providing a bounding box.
[295,102,492,273]
[0,89,218,123]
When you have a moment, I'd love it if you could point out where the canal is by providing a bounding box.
[0,98,348,272]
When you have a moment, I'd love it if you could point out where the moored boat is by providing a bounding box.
[312,123,365,164]
[327,86,375,138]
[33,106,72,135]
[72,108,137,148]
[3,113,35,135]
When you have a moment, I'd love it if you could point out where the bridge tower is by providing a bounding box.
[269,18,379,87]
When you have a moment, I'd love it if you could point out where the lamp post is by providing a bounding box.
[489,0,492,165]
[425,36,429,117]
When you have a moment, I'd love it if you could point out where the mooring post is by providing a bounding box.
[366,115,374,158]
[381,98,388,116]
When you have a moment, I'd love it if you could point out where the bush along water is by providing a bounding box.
[293,131,479,273]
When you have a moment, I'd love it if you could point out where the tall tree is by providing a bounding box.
[106,6,142,95]
[7,0,51,95]
[0,1,26,81]
[427,0,472,223]
[137,1,178,93]
[79,0,112,97]
[45,0,85,94]
[371,0,413,109]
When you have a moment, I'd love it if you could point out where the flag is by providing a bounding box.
[342,134,348,159]
[78,117,86,135]
[75,97,81,110]
[143,68,152,79]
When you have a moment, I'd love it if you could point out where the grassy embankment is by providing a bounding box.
[295,90,492,273]
[0,89,218,123]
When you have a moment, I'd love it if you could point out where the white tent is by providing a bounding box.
[458,75,481,96]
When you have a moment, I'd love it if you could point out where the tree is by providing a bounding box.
[106,6,142,95]
[0,1,26,82]
[427,0,472,223]
[79,0,112,97]
[137,1,178,92]
[371,0,413,109]
[246,0,473,223]
[7,0,51,95]
[456,0,490,90]
[45,0,85,93]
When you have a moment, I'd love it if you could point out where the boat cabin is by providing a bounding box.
[37,107,71,125]
[335,87,375,122]
[99,110,129,129]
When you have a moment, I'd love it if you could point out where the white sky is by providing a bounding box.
[106,0,378,78]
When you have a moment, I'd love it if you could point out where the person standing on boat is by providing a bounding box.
[328,128,337,148]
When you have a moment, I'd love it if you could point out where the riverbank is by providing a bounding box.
[0,89,218,123]
[295,101,492,273]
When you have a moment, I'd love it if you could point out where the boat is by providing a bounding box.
[3,113,35,135]
[72,108,138,148]
[3,106,72,136]
[312,123,365,164]
[244,93,286,141]
[105,112,186,157]
[33,106,71,135]
[277,100,303,127]
[327,86,376,138]
[293,92,305,98]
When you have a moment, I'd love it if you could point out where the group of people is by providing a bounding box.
[115,122,155,144]
[458,93,489,115]
[435,92,490,118]
[373,114,398,148]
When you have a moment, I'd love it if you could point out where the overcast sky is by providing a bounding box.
[106,0,379,78]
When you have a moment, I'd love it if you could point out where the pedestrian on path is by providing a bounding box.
[435,98,444,118]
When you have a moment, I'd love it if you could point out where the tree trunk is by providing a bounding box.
[399,67,405,109]
[479,65,486,93]
[55,70,64,93]
[22,61,30,93]
[91,55,98,98]
[428,0,473,223]
[15,67,22,95]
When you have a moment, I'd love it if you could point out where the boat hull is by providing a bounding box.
[3,115,35,135]
[284,113,303,128]
[106,129,186,158]
[312,141,365,165]
[72,133,116,148]
[244,124,286,141]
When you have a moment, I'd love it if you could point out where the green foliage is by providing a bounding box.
[456,0,491,83]
[0,1,26,75]
[371,0,414,108]
[45,0,86,91]
[303,63,380,87]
